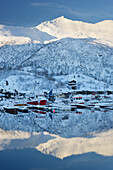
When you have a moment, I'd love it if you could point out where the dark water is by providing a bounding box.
[0,149,113,170]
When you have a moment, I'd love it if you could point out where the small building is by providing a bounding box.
[68,80,77,90]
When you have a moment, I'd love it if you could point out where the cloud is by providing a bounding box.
[30,2,73,10]
[30,2,79,15]
[30,2,60,8]
[30,2,93,16]
[30,1,113,21]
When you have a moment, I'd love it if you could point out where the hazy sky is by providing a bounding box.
[0,0,113,26]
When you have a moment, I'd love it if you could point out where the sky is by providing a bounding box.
[0,0,113,26]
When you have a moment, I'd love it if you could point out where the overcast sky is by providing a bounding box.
[0,0,113,26]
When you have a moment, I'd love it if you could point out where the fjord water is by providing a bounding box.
[0,149,113,170]
[0,108,113,170]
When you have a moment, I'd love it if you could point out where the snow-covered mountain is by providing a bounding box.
[0,17,113,92]
[37,16,113,46]
[0,38,113,91]
[0,24,56,46]
[1,16,113,46]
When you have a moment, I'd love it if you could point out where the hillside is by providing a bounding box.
[0,25,56,46]
[0,17,113,92]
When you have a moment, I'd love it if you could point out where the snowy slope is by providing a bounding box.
[0,38,113,88]
[21,38,113,85]
[1,17,113,47]
[0,25,56,46]
[37,16,113,46]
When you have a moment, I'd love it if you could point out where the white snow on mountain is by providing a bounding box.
[1,17,113,47]
[37,16,113,46]
[0,37,113,93]
[0,24,56,46]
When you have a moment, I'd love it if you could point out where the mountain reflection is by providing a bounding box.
[0,128,113,159]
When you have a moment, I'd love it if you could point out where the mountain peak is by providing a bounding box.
[36,16,113,43]
[56,16,65,19]
[54,16,65,21]
[51,16,71,23]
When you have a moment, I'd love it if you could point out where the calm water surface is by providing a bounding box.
[0,149,113,170]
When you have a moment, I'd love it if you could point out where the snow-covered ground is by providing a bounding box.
[0,71,112,94]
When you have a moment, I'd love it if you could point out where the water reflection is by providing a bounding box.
[0,128,113,159]
[0,106,113,167]
[0,108,113,138]
[0,149,113,170]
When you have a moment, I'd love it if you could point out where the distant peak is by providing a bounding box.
[54,16,68,21]
[51,16,71,23]
[57,16,65,19]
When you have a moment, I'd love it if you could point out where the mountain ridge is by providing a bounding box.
[36,16,113,45]
[0,24,56,46]
[0,16,113,46]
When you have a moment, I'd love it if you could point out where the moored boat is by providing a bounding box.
[17,106,28,113]
[4,106,18,114]
[27,98,47,106]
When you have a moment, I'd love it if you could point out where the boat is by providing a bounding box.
[45,103,77,112]
[4,106,18,114]
[17,106,28,113]
[94,101,113,109]
[75,111,83,114]
[14,103,27,106]
[32,110,46,114]
[27,97,47,106]
[3,100,18,114]
[27,100,38,105]
[71,103,87,109]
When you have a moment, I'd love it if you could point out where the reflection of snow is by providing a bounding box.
[37,129,113,159]
[0,108,113,138]
[0,128,113,159]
